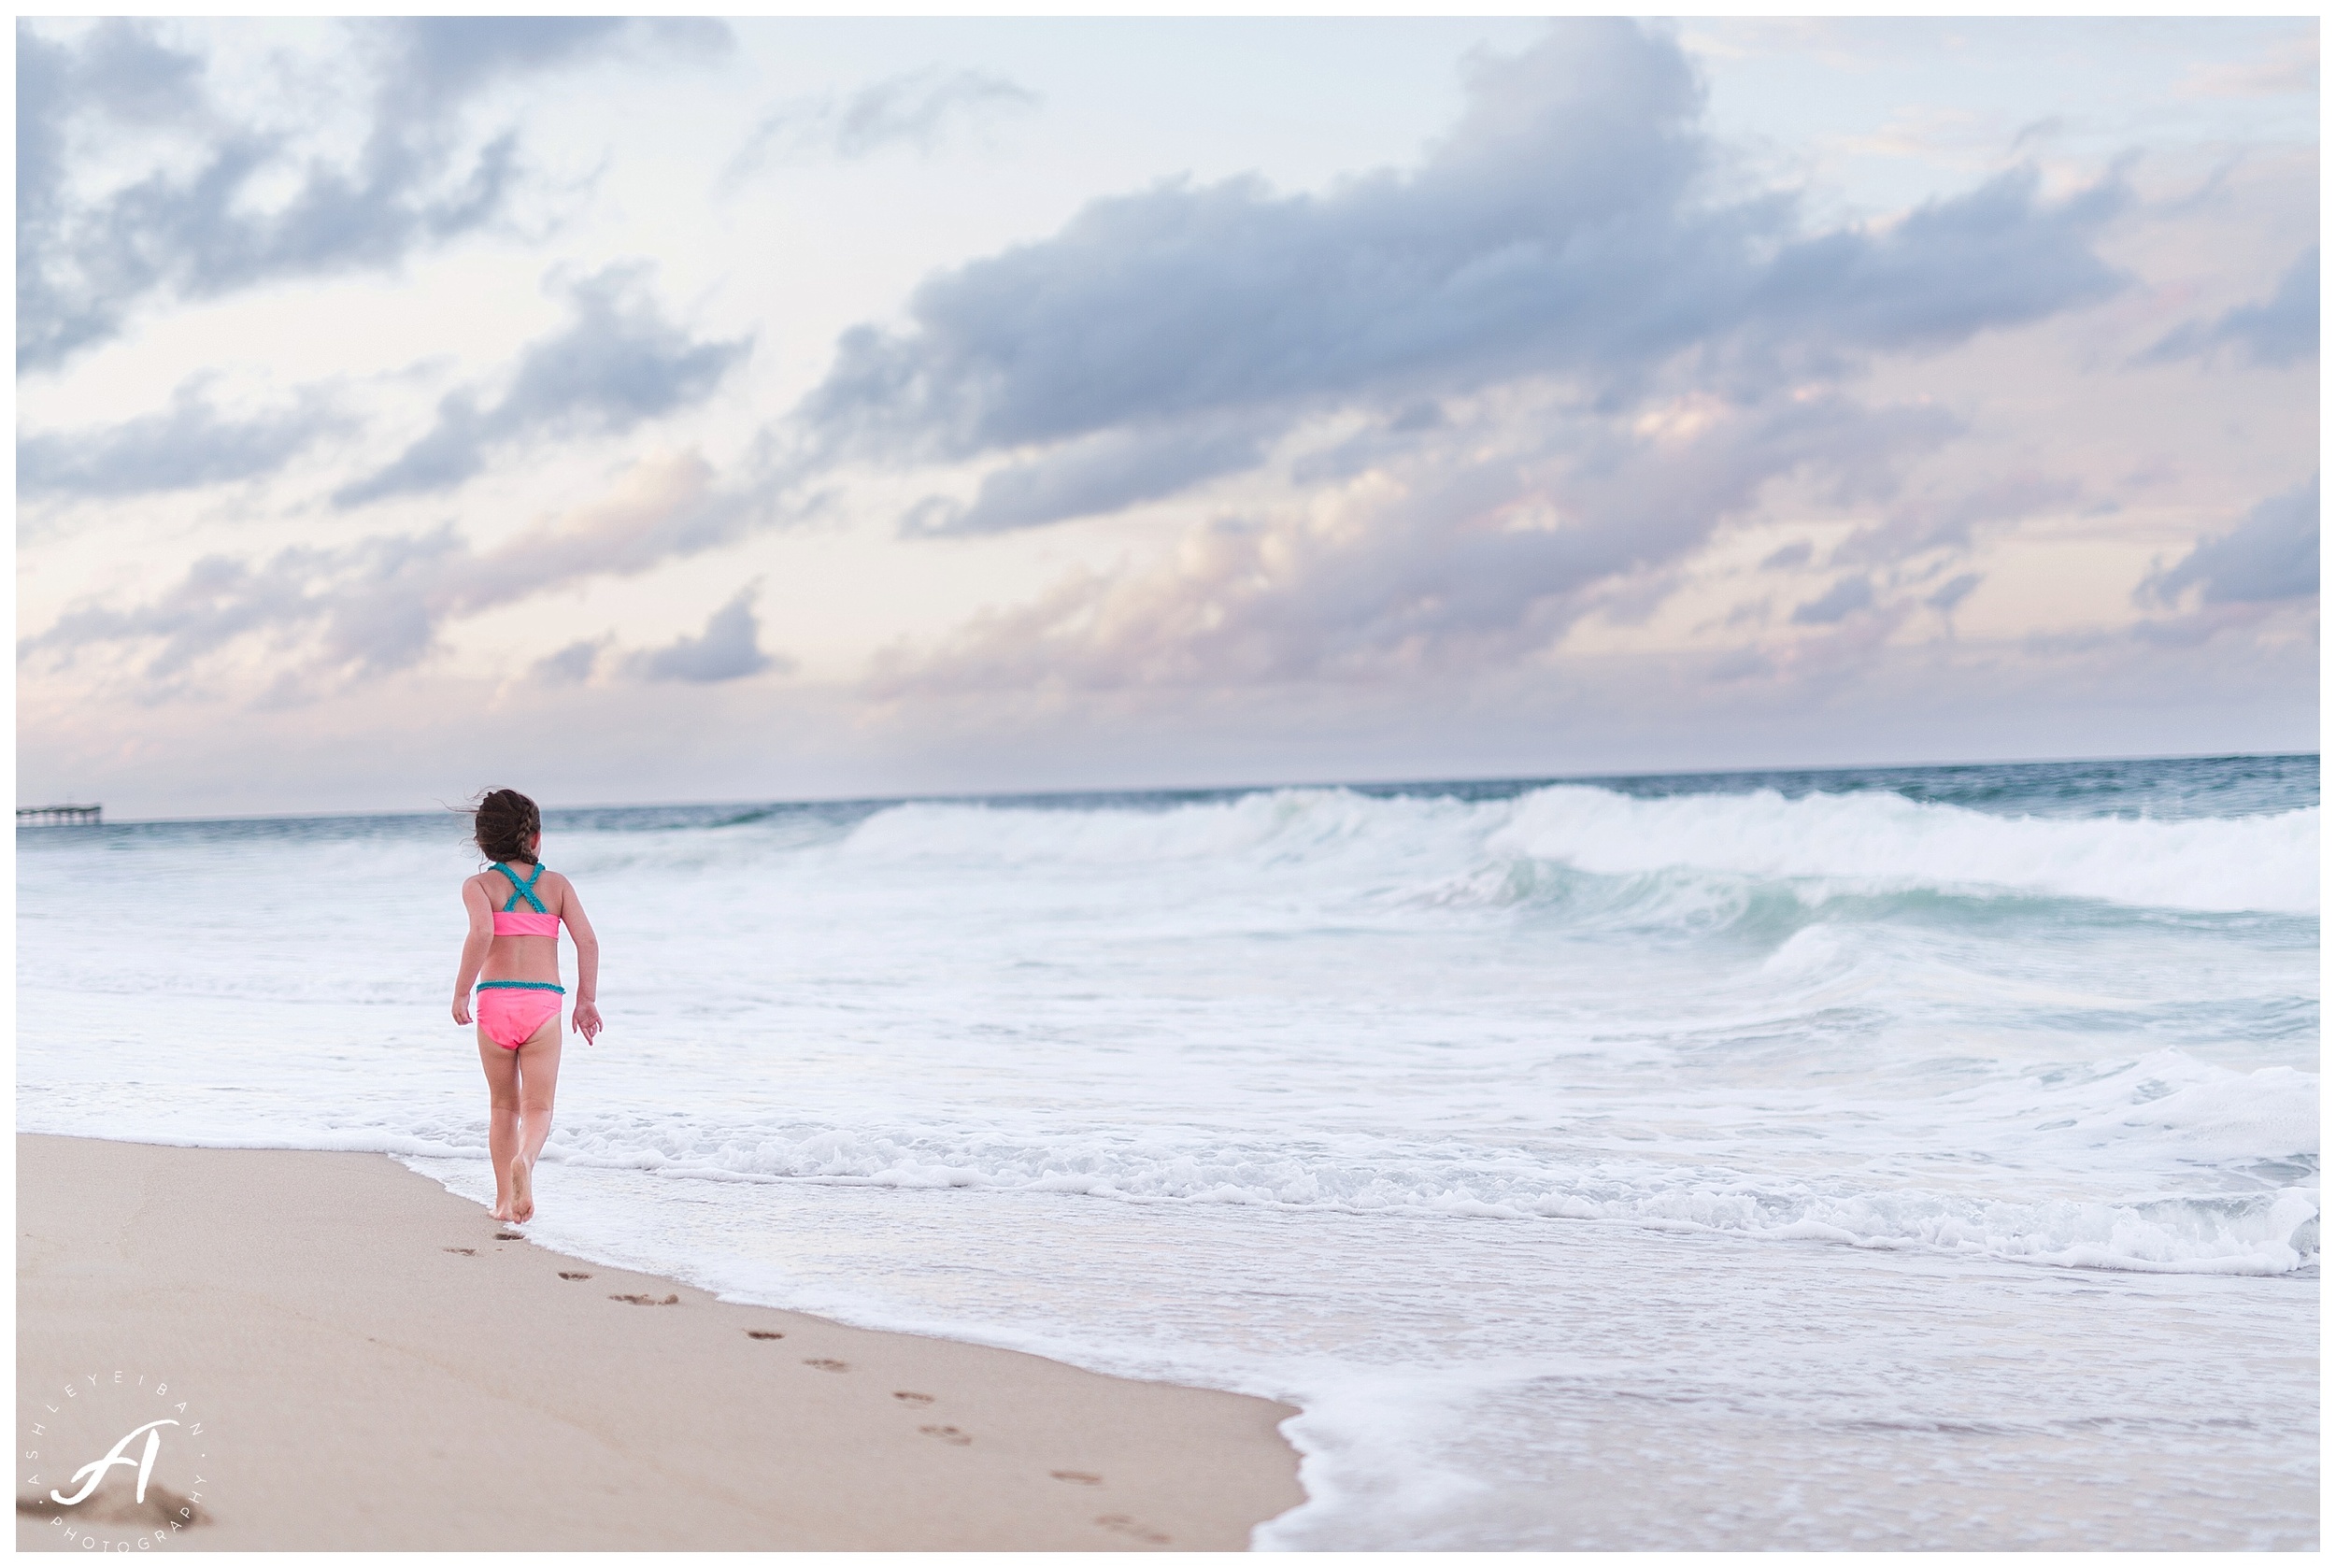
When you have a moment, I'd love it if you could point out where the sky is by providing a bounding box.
[15,16,2320,819]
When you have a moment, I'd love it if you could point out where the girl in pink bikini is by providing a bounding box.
[450,788,603,1222]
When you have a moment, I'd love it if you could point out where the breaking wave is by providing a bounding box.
[833,783,2316,916]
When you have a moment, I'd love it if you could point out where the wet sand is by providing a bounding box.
[15,1134,1304,1551]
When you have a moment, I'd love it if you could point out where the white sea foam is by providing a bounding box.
[526,1123,2318,1276]
[837,784,2318,915]
[21,1068,2315,1276]
[1491,786,2317,915]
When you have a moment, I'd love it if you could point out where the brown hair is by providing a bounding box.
[471,788,542,864]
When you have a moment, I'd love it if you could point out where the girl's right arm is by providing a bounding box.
[452,878,493,1025]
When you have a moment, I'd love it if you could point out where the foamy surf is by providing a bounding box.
[834,780,2315,914]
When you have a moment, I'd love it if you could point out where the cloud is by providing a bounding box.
[1925,571,1983,613]
[23,526,465,684]
[363,17,630,111]
[904,421,1269,536]
[21,453,784,691]
[17,19,719,372]
[2142,476,2319,606]
[786,20,2126,534]
[724,68,1037,184]
[533,636,609,685]
[1831,472,2082,565]
[1790,574,1874,625]
[18,378,348,499]
[335,266,751,506]
[16,22,207,226]
[623,589,783,682]
[1760,540,1814,570]
[2144,245,2318,369]
[812,20,2144,704]
[2177,31,2317,100]
[873,391,1953,696]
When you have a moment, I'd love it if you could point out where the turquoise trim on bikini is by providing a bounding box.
[491,861,548,912]
[477,979,565,994]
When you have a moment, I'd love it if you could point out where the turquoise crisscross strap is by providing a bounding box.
[491,861,547,913]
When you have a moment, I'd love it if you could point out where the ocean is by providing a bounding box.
[17,753,2319,1547]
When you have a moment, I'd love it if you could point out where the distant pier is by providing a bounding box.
[17,804,101,826]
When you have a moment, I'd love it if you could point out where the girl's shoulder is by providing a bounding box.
[550,871,591,919]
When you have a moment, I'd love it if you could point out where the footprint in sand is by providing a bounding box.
[892,1390,933,1404]
[1051,1470,1103,1486]
[1096,1514,1170,1544]
[919,1425,972,1446]
[747,1330,786,1340]
[802,1358,849,1372]
[558,1271,591,1280]
[495,1231,526,1241]
[611,1292,679,1305]
[443,1247,477,1256]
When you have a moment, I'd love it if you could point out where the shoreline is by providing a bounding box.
[15,1133,1305,1551]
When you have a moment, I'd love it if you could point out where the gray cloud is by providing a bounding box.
[364,18,631,111]
[18,19,720,372]
[1744,168,2128,358]
[790,20,2126,534]
[17,22,205,226]
[725,68,1037,185]
[624,589,782,682]
[2144,244,2318,369]
[1832,472,2082,566]
[1286,409,1454,489]
[904,421,1268,536]
[335,267,751,507]
[2143,475,2318,606]
[1760,540,1813,570]
[1925,571,1984,614]
[533,636,610,685]
[874,392,1953,695]
[24,526,466,683]
[19,378,348,500]
[21,454,784,691]
[1790,574,1875,626]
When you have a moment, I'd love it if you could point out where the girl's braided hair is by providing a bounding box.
[470,788,541,864]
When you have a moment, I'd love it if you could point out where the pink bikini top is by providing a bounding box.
[489,862,562,939]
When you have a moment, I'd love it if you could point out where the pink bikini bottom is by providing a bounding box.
[477,984,563,1050]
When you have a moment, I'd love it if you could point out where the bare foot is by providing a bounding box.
[508,1156,534,1223]
[491,1200,513,1222]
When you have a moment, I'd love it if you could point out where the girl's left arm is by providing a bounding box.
[563,880,604,1044]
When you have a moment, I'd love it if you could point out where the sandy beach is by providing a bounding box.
[15,1134,1304,1551]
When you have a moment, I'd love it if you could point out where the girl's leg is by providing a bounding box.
[506,1019,563,1222]
[476,1031,522,1221]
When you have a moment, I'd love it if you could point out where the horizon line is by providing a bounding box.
[31,748,2319,829]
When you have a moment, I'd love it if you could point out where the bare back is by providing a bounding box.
[463,861,579,987]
